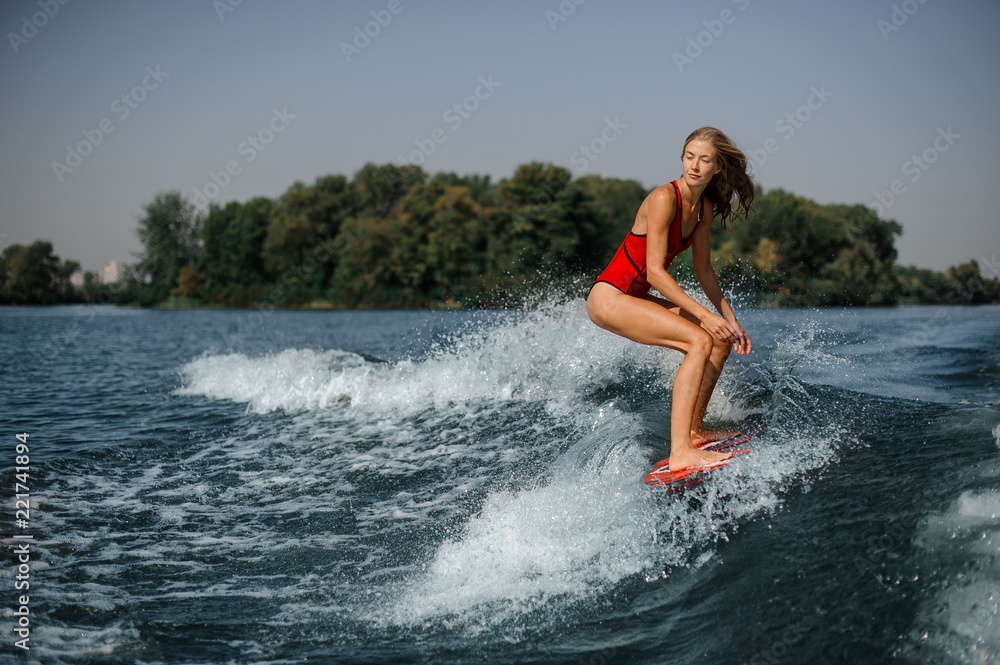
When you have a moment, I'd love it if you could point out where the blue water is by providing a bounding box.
[1,302,998,664]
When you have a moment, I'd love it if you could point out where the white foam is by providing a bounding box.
[32,298,855,655]
[176,347,371,413]
[384,408,659,631]
[380,399,840,635]
[910,486,1000,662]
[171,300,849,634]
[176,301,669,416]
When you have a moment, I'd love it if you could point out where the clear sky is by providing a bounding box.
[1,0,997,275]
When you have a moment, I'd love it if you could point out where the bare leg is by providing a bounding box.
[667,335,724,470]
[587,284,732,471]
[638,292,739,447]
[690,337,739,445]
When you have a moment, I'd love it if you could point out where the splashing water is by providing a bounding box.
[14,302,995,663]
[173,300,851,642]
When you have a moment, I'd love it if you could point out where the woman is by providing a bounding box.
[587,127,755,472]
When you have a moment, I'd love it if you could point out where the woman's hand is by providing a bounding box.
[730,319,751,355]
[702,314,737,345]
[703,315,751,355]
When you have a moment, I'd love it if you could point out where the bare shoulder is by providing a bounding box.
[635,184,677,233]
[645,183,676,206]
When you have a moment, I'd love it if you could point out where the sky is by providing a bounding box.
[1,0,998,276]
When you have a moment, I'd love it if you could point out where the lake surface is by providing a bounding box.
[1,302,998,664]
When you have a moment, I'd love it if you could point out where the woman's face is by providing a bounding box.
[682,139,721,186]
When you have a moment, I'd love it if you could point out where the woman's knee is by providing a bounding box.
[689,329,714,361]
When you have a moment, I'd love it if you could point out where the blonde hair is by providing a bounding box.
[682,127,754,229]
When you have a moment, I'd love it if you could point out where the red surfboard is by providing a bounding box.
[645,434,751,490]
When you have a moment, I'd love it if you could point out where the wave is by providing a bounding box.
[901,432,1000,664]
[177,301,642,414]
[168,299,864,642]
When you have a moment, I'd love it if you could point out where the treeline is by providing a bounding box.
[0,241,83,304]
[116,162,646,309]
[702,189,999,306]
[3,162,998,308]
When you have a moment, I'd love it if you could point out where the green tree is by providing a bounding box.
[173,265,204,299]
[426,185,487,306]
[946,260,1000,304]
[495,162,569,209]
[575,174,647,262]
[0,241,79,304]
[353,163,426,216]
[201,197,273,306]
[821,204,901,306]
[714,189,901,306]
[132,191,201,305]
[262,176,362,305]
[489,163,602,287]
[113,161,997,309]
[79,271,106,303]
[896,265,950,304]
[384,177,446,304]
[433,171,495,206]
[330,215,402,307]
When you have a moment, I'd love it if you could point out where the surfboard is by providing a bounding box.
[645,434,751,491]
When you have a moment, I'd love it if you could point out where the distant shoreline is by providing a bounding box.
[4,164,998,308]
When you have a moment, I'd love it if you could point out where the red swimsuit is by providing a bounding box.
[593,181,702,297]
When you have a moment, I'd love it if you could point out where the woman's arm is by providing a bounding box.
[644,191,743,348]
[690,199,751,353]
[643,188,718,322]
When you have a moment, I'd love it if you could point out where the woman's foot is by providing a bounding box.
[690,427,741,447]
[668,445,733,472]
